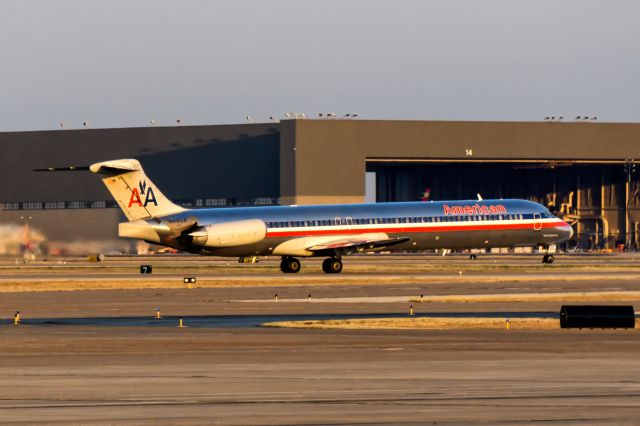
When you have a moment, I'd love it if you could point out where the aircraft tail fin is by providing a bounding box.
[89,159,185,221]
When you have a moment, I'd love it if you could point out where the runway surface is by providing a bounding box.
[1,253,640,424]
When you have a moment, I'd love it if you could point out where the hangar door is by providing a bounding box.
[367,160,640,250]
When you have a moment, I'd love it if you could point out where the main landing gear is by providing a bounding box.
[280,257,301,273]
[542,254,555,264]
[322,257,343,274]
[279,257,344,273]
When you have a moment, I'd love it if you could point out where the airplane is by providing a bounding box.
[37,158,573,273]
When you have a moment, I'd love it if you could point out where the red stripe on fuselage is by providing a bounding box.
[265,220,567,238]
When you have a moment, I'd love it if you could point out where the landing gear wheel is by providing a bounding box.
[542,254,555,264]
[470,254,477,260]
[280,257,301,273]
[322,258,343,274]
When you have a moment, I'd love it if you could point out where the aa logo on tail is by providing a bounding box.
[128,180,158,208]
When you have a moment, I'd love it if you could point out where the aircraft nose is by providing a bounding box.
[564,223,574,240]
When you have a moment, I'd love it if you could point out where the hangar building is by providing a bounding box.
[1,119,640,252]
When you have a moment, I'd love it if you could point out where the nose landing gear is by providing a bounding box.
[280,257,301,273]
[542,254,555,264]
[322,257,343,274]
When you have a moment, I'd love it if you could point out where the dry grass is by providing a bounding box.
[410,291,640,303]
[263,316,560,330]
[3,273,640,293]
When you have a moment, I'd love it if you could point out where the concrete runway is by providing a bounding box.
[1,254,640,424]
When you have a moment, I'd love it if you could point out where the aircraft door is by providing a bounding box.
[335,217,354,229]
[533,213,542,231]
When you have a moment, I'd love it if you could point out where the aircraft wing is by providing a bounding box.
[306,235,410,254]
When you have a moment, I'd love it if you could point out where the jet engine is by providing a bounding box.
[188,219,267,248]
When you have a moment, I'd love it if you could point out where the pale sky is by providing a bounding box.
[1,0,639,131]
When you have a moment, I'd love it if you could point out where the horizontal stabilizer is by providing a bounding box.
[89,159,142,175]
[33,166,90,171]
[36,158,185,221]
